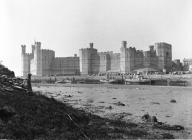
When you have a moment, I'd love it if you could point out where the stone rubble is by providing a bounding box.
[0,74,27,92]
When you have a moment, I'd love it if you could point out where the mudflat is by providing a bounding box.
[33,83,192,138]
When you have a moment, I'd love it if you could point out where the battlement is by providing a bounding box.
[42,49,55,53]
[80,43,97,51]
[154,42,172,49]
[55,56,79,59]
[80,47,97,51]
[89,42,94,48]
[34,41,41,46]
[25,53,33,56]
[127,47,136,51]
[21,45,26,48]
[98,51,113,54]
[42,49,54,51]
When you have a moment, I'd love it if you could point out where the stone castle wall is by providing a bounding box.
[98,52,111,72]
[51,56,80,76]
[42,49,55,76]
[22,41,173,77]
[110,53,120,72]
[79,41,172,75]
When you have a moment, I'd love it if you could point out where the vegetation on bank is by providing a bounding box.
[0,63,15,77]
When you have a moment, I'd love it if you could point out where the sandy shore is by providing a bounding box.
[33,83,192,137]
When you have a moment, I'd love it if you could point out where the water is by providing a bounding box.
[33,84,192,129]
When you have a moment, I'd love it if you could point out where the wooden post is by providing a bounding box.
[27,73,32,92]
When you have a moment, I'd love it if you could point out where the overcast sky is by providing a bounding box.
[0,0,192,76]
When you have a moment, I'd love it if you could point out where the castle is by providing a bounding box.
[79,41,172,75]
[21,41,172,77]
[21,41,80,77]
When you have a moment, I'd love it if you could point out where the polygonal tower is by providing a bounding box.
[154,42,172,72]
[31,41,42,76]
[79,43,99,75]
[21,44,34,77]
[120,41,129,73]
[21,45,28,76]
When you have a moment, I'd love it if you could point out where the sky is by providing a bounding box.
[0,0,192,76]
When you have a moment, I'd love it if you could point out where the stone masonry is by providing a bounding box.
[21,41,80,77]
[21,41,172,76]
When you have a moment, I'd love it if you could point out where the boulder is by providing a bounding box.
[170,99,176,103]
[141,113,158,123]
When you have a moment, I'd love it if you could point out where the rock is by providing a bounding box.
[171,125,184,130]
[99,101,105,103]
[113,101,125,106]
[65,95,73,98]
[161,133,175,139]
[170,99,176,103]
[151,116,158,123]
[0,71,26,93]
[105,106,113,110]
[0,106,16,122]
[154,123,184,131]
[141,113,150,122]
[141,113,158,123]
[150,102,160,105]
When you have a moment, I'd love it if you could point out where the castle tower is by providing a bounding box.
[21,45,27,76]
[31,41,42,76]
[154,42,172,72]
[120,41,130,73]
[21,45,32,77]
[32,45,35,56]
[79,43,99,75]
